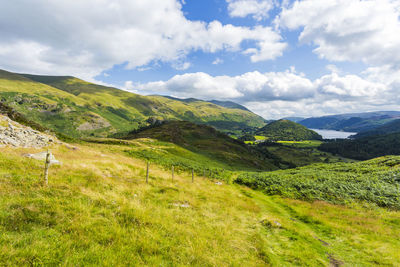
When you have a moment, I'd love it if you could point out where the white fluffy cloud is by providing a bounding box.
[226,0,275,21]
[277,0,400,67]
[316,73,385,98]
[212,58,224,65]
[0,0,286,80]
[134,68,315,101]
[131,68,398,118]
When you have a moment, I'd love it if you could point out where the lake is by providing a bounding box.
[311,129,357,139]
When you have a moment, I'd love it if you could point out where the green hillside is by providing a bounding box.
[123,120,279,171]
[0,69,266,138]
[256,119,322,141]
[236,156,400,209]
[255,141,353,168]
[1,141,400,266]
[354,119,400,138]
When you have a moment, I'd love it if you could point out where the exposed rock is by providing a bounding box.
[24,151,61,165]
[0,114,60,148]
[77,113,111,131]
[171,202,191,208]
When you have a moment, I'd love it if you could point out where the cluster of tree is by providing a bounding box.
[238,134,256,142]
[319,132,400,160]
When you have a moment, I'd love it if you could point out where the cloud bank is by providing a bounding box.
[0,0,286,80]
[1,0,399,119]
[130,67,397,119]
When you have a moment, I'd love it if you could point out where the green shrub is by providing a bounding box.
[236,156,400,209]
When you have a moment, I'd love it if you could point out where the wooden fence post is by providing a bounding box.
[146,162,149,184]
[172,165,174,181]
[192,169,194,183]
[43,150,51,185]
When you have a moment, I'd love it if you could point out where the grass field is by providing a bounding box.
[255,135,267,141]
[277,140,323,148]
[0,142,400,265]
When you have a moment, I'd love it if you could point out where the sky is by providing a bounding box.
[0,0,400,119]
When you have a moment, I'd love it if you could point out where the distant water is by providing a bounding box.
[311,129,357,139]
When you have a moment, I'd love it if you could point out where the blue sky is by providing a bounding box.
[0,0,399,119]
[95,0,338,85]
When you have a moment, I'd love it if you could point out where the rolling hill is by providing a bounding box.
[0,69,266,138]
[123,120,279,171]
[299,111,400,132]
[256,119,322,141]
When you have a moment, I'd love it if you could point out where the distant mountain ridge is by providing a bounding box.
[159,96,252,112]
[281,117,305,123]
[299,111,400,132]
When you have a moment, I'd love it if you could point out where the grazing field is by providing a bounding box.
[0,143,400,266]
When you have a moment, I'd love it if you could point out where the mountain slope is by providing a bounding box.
[299,111,400,132]
[160,96,251,112]
[256,119,322,141]
[0,69,266,138]
[353,119,400,138]
[124,120,279,171]
[208,100,251,111]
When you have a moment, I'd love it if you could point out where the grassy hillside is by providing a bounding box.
[256,119,322,141]
[255,141,353,168]
[1,143,400,265]
[0,69,266,138]
[21,72,266,132]
[236,156,400,209]
[123,121,279,171]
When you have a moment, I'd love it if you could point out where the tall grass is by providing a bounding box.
[1,144,400,265]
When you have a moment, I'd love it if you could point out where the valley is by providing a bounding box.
[2,1,400,266]
[0,69,400,266]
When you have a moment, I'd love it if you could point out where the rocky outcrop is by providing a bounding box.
[0,114,60,148]
[77,113,111,131]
